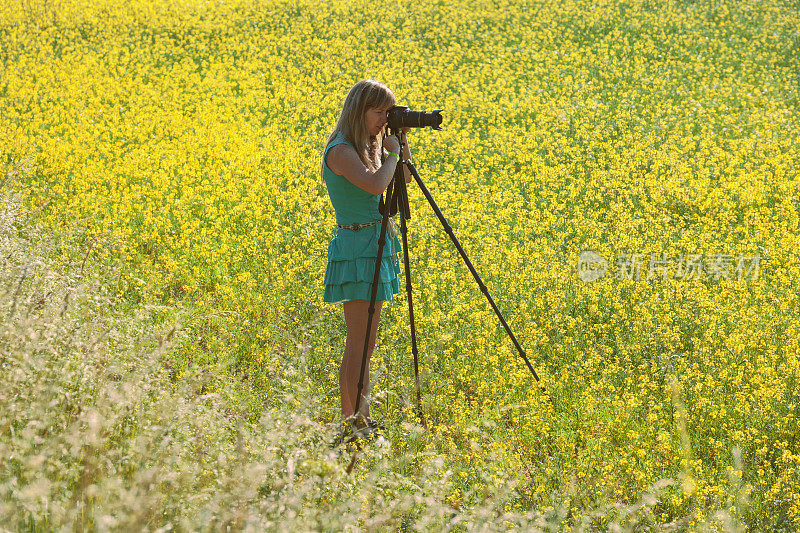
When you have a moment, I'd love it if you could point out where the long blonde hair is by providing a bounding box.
[325,80,396,172]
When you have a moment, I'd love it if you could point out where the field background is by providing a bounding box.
[2,0,799,529]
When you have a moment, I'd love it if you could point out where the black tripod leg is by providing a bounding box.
[397,184,427,428]
[404,161,550,403]
[352,186,398,419]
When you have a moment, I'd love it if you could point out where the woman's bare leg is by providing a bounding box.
[341,299,383,419]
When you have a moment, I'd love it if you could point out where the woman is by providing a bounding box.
[321,79,413,432]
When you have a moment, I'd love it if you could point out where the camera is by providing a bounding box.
[387,105,443,131]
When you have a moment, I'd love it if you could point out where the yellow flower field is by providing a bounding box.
[2,0,799,528]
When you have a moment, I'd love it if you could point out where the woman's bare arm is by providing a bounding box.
[327,139,401,195]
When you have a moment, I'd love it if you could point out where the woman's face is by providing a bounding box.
[365,105,391,137]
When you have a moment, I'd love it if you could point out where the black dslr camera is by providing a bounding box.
[387,105,443,131]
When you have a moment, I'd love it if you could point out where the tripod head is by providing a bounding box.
[378,145,410,219]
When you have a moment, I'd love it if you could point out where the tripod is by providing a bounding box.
[351,131,548,428]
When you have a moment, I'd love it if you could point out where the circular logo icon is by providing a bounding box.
[578,251,608,282]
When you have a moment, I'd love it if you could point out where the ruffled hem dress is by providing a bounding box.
[322,133,402,304]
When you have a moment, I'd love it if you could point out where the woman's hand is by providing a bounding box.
[382,133,401,154]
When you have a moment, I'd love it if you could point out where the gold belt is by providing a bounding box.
[337,219,398,263]
[337,221,378,231]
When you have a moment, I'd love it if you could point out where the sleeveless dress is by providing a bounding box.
[322,132,402,303]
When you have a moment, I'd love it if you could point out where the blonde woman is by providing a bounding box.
[322,80,412,435]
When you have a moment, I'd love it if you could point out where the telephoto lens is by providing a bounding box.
[387,105,443,131]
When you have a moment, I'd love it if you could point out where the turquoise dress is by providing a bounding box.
[322,133,402,303]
